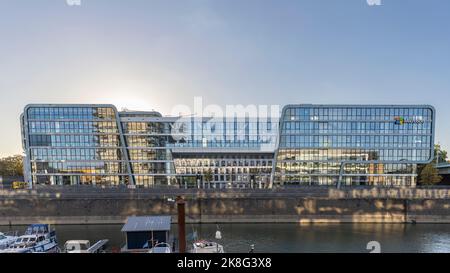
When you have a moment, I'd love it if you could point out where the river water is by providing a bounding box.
[3,223,450,253]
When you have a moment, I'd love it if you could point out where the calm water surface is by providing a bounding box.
[3,224,450,253]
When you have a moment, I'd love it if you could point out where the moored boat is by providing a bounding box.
[190,240,225,253]
[63,239,109,253]
[0,232,19,250]
[148,242,172,253]
[0,224,58,253]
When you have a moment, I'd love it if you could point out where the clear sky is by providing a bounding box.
[0,0,449,157]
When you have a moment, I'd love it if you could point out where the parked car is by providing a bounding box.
[12,181,28,190]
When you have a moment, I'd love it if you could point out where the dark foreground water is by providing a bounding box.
[2,223,450,253]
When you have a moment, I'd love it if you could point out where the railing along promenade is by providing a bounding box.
[1,185,450,200]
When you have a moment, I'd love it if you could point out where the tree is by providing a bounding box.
[417,144,447,186]
[0,155,24,177]
[434,144,448,164]
[203,168,214,189]
[204,168,213,183]
[418,163,442,185]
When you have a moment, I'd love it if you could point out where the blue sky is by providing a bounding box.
[0,0,449,156]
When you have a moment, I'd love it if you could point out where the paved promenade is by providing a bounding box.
[1,185,450,200]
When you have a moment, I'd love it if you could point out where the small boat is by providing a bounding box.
[0,224,58,253]
[190,240,224,253]
[63,239,109,253]
[148,242,172,253]
[0,232,19,250]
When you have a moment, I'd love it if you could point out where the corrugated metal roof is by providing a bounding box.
[121,216,171,232]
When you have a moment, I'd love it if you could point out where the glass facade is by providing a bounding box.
[276,105,435,186]
[120,112,173,187]
[23,105,130,186]
[167,117,277,188]
[21,104,435,188]
[119,114,278,188]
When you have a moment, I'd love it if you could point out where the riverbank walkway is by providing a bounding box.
[1,185,450,200]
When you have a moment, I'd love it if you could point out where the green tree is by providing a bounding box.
[434,144,448,164]
[0,155,24,177]
[418,163,442,185]
[204,168,213,183]
[417,144,447,186]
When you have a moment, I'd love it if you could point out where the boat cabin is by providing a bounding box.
[121,216,171,253]
[64,240,90,253]
[25,224,55,237]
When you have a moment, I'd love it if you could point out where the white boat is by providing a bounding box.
[148,242,172,253]
[0,232,18,250]
[190,240,224,253]
[0,224,58,253]
[64,239,109,253]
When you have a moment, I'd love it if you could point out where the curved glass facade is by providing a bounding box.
[276,105,435,186]
[23,105,130,186]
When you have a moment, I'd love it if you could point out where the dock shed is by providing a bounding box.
[121,216,171,252]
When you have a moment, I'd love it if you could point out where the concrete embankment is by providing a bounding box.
[1,187,450,225]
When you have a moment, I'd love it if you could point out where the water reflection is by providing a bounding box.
[2,223,449,253]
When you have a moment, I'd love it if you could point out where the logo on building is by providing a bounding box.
[394,116,405,125]
[366,0,382,6]
[394,116,424,125]
[66,0,81,6]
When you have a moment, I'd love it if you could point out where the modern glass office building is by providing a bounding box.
[21,104,435,188]
[119,112,277,188]
[276,105,435,187]
[21,105,132,186]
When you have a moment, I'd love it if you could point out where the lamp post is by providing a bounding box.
[176,196,186,253]
[337,161,346,189]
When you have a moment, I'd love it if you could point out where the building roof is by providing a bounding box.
[121,216,171,232]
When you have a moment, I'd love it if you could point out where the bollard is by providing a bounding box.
[176,196,186,253]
